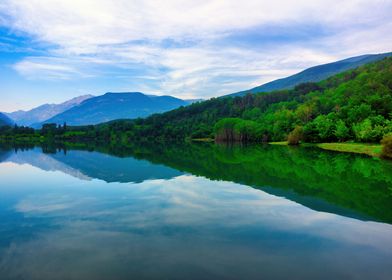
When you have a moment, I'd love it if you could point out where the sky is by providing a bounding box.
[0,0,391,112]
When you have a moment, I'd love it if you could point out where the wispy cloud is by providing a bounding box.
[0,0,391,99]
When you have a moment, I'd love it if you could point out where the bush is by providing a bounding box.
[287,126,303,145]
[381,134,392,159]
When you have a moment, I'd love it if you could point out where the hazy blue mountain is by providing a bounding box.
[0,112,14,127]
[40,92,189,126]
[227,52,392,97]
[6,95,93,126]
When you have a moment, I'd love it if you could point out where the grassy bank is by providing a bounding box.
[269,141,382,158]
[316,143,382,157]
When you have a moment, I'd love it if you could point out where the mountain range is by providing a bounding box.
[40,92,191,126]
[3,52,391,128]
[5,95,93,126]
[227,52,392,97]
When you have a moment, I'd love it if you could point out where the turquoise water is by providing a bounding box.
[0,144,391,279]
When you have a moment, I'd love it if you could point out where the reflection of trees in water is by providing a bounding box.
[119,142,392,223]
[2,141,392,223]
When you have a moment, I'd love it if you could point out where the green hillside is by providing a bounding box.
[227,52,391,97]
[94,57,392,143]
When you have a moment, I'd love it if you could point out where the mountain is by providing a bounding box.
[0,113,14,127]
[40,92,189,126]
[227,52,392,97]
[5,95,93,126]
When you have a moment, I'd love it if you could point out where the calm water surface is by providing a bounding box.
[0,143,392,280]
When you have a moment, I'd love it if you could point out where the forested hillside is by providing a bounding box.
[96,57,392,143]
[228,52,391,97]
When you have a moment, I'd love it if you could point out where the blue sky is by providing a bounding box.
[0,0,391,112]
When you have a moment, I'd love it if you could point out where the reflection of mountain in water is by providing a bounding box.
[3,148,183,183]
[49,150,184,183]
[1,142,392,223]
[7,149,91,180]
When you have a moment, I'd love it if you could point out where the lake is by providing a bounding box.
[0,142,392,280]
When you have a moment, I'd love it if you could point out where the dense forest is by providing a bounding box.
[1,57,391,147]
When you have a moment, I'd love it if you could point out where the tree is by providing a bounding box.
[214,118,240,142]
[313,114,336,142]
[295,103,315,123]
[353,118,384,142]
[287,126,303,145]
[381,134,392,159]
[334,120,350,142]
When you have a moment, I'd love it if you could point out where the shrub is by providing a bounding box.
[287,126,303,145]
[381,134,392,159]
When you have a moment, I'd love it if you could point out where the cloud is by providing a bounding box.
[0,0,391,98]
[2,0,389,48]
[14,58,85,80]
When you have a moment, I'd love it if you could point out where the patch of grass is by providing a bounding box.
[269,141,288,145]
[316,143,382,157]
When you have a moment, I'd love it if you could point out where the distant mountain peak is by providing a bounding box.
[6,94,94,126]
[39,92,189,127]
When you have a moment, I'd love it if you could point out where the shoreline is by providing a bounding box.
[269,141,382,158]
[0,137,384,158]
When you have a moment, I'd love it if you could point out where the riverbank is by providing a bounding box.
[0,136,384,158]
[269,142,382,157]
[316,143,382,157]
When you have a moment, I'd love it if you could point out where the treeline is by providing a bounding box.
[119,57,392,143]
[1,57,391,145]
[213,58,392,143]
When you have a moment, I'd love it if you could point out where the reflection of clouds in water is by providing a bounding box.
[12,175,392,246]
[2,175,392,279]
[15,194,97,214]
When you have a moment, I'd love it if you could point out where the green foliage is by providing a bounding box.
[334,120,350,141]
[214,118,260,142]
[353,118,385,142]
[381,134,392,159]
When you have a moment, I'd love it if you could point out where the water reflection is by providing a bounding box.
[2,142,392,223]
[0,163,392,280]
[2,147,183,183]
